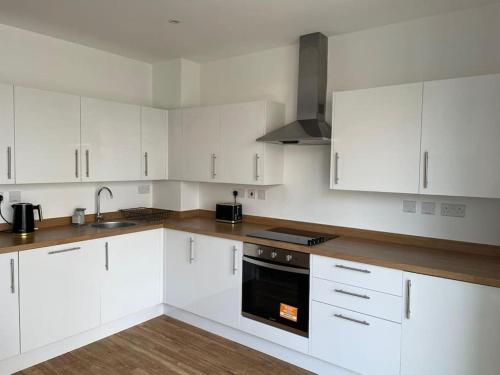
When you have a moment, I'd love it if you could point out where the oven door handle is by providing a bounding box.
[243,256,310,275]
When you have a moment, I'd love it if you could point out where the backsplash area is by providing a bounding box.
[198,146,500,246]
[0,181,152,223]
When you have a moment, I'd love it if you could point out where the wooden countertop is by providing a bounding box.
[1,215,499,288]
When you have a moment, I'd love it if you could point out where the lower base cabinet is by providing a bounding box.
[101,229,163,323]
[19,240,102,353]
[0,252,20,361]
[310,301,401,375]
[164,229,242,329]
[401,272,500,375]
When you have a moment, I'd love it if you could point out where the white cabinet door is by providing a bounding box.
[332,83,423,193]
[164,229,197,310]
[401,272,500,375]
[101,230,163,323]
[19,241,102,352]
[0,84,14,185]
[421,74,500,198]
[181,106,220,182]
[219,102,265,184]
[141,107,167,180]
[81,97,141,182]
[168,109,183,180]
[14,87,81,184]
[0,252,19,361]
[194,234,242,329]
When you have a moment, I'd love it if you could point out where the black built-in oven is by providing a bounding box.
[242,243,310,337]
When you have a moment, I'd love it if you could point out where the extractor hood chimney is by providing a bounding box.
[257,32,331,145]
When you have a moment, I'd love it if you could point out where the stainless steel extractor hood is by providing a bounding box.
[257,32,331,145]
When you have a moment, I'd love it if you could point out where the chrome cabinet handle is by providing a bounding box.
[423,151,429,189]
[211,153,217,178]
[144,152,148,177]
[75,149,79,178]
[334,152,339,184]
[334,288,370,300]
[189,237,195,263]
[335,264,371,274]
[10,258,15,294]
[105,242,109,271]
[85,150,90,178]
[7,146,12,180]
[232,245,238,275]
[334,313,370,326]
[255,154,260,181]
[406,280,412,319]
[48,246,81,255]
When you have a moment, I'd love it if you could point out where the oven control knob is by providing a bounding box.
[271,251,278,259]
[257,248,264,256]
[286,254,293,262]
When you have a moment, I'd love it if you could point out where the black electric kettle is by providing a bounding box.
[11,203,43,235]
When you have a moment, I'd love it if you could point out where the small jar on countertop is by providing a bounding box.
[72,208,86,226]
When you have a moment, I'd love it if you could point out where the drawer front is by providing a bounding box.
[311,301,401,375]
[312,278,402,323]
[312,255,403,296]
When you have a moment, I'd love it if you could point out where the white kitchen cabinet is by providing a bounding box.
[19,240,102,352]
[141,107,168,180]
[311,301,401,375]
[421,74,500,198]
[182,106,220,182]
[0,252,19,361]
[101,229,163,323]
[164,229,242,329]
[331,83,423,193]
[0,84,14,185]
[168,109,183,180]
[219,101,285,185]
[81,97,141,182]
[401,272,500,375]
[192,234,242,329]
[14,87,81,184]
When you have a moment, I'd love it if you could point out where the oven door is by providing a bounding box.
[242,255,310,337]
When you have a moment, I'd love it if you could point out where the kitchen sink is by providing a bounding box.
[91,221,137,229]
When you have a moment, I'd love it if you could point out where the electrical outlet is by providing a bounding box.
[247,189,256,199]
[232,188,245,199]
[421,201,436,215]
[402,200,417,213]
[257,189,266,200]
[9,191,21,203]
[138,185,150,194]
[441,203,466,218]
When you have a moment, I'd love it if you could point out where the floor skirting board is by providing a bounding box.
[163,305,354,375]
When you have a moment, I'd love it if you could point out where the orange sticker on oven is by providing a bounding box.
[280,303,298,322]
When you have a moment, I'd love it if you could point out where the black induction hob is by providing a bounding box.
[247,227,337,246]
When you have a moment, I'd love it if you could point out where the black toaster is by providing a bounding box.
[216,203,242,224]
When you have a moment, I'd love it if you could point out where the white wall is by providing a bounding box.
[0,23,154,222]
[199,3,500,245]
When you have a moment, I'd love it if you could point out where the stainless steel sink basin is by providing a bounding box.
[91,221,137,229]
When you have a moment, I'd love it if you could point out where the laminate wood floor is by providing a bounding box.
[17,316,313,375]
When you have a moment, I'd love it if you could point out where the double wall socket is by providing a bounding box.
[441,203,466,218]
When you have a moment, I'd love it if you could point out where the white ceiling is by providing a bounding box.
[0,0,498,62]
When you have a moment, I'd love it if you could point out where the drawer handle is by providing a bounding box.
[334,313,370,326]
[48,246,81,255]
[334,288,370,300]
[334,264,371,274]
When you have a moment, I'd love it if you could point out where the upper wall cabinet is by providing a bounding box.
[0,84,14,185]
[81,97,141,182]
[421,74,500,198]
[141,107,168,180]
[15,87,81,184]
[168,109,183,181]
[331,83,423,194]
[176,101,285,185]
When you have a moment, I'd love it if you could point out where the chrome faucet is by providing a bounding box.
[96,186,113,223]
